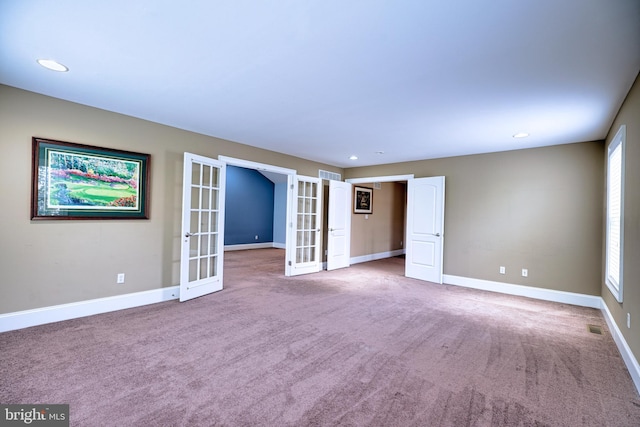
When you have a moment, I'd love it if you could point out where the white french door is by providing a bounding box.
[180,152,226,301]
[327,180,352,271]
[405,176,445,283]
[286,175,322,276]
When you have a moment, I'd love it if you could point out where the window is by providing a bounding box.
[605,125,625,302]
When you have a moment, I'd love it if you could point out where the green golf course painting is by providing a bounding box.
[32,138,150,219]
[47,151,140,209]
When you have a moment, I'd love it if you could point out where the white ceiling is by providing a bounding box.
[1,1,639,168]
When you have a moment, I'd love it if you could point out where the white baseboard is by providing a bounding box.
[350,249,405,265]
[600,301,640,395]
[443,274,602,308]
[272,242,286,249]
[324,249,403,271]
[224,242,276,251]
[443,274,639,395]
[0,286,179,333]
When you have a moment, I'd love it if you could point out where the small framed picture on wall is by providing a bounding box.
[353,186,373,214]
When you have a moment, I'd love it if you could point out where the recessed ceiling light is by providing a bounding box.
[349,155,358,160]
[513,132,529,138]
[37,59,68,72]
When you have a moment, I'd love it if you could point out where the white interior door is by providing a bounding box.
[180,152,226,301]
[287,175,322,276]
[327,180,352,271]
[405,176,445,283]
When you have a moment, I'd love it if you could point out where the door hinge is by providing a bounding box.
[288,260,292,266]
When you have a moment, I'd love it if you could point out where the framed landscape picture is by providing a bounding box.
[31,137,150,220]
[353,186,373,214]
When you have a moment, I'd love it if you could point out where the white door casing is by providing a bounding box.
[405,176,445,283]
[217,156,296,274]
[287,175,322,276]
[327,180,352,271]
[180,152,226,301]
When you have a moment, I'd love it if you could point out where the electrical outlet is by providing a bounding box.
[255,235,259,240]
[499,266,506,274]
[116,273,125,284]
[521,269,528,277]
[627,313,631,329]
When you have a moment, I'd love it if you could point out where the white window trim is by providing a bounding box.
[605,125,625,303]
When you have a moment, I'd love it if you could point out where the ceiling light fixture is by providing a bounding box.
[349,155,358,160]
[37,59,68,72]
[513,132,529,138]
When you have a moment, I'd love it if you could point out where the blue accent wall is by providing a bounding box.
[224,166,274,245]
[273,182,287,245]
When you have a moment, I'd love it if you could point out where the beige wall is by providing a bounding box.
[345,141,604,296]
[0,85,342,314]
[602,72,640,360]
[350,182,406,258]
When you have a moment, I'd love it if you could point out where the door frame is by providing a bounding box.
[345,175,414,262]
[346,174,446,281]
[218,155,296,274]
[346,174,415,185]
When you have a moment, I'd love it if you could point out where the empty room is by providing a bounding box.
[1,1,639,426]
